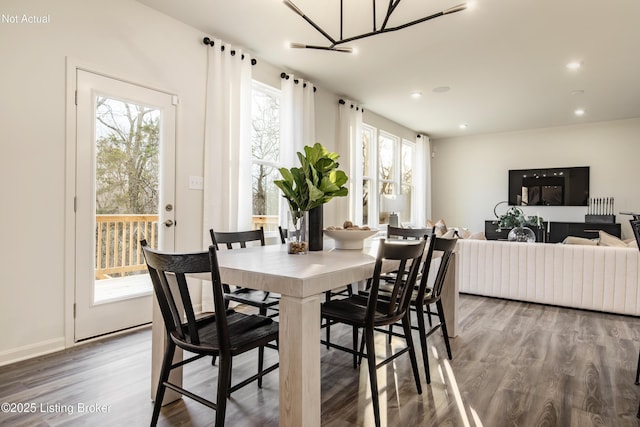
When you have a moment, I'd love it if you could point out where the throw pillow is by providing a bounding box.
[597,230,627,247]
[562,236,597,246]
[441,229,457,239]
[467,231,487,240]
[457,228,473,239]
[426,219,447,236]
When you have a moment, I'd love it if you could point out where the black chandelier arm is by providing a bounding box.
[284,0,337,45]
[334,9,446,46]
[284,0,467,51]
[380,0,402,31]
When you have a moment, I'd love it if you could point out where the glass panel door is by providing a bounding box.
[74,70,176,341]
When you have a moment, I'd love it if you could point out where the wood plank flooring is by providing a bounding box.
[1,294,639,426]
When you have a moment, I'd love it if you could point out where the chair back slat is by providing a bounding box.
[210,227,266,250]
[365,238,426,323]
[208,245,232,351]
[141,240,210,344]
[387,226,430,240]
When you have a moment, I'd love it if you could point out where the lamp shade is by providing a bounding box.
[381,194,404,213]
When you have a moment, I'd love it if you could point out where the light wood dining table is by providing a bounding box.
[151,238,458,427]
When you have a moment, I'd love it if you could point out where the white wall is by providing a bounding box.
[430,118,640,239]
[0,0,416,364]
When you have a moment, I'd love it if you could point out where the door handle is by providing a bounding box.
[164,219,174,227]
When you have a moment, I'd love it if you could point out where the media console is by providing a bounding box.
[484,220,621,243]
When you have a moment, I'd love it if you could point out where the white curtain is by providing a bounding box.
[337,100,363,224]
[278,74,316,228]
[202,40,253,245]
[414,134,431,224]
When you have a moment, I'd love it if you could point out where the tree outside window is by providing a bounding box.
[251,82,281,231]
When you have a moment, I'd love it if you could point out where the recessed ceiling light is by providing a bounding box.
[566,61,582,70]
[410,91,422,99]
[574,108,585,116]
[433,86,451,93]
[459,123,468,129]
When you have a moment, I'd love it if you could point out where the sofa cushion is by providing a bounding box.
[563,236,598,245]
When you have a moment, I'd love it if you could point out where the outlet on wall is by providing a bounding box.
[188,175,204,190]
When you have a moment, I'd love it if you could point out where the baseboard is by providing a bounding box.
[0,337,66,367]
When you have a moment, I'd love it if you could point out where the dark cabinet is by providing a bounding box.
[548,221,621,243]
[484,221,548,242]
[484,220,620,243]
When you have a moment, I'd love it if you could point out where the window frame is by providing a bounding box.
[361,124,415,227]
[250,80,282,235]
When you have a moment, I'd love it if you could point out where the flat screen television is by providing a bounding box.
[508,166,589,206]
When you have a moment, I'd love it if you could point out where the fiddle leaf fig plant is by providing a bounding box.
[274,142,349,213]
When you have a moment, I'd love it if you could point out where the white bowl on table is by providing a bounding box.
[323,228,379,250]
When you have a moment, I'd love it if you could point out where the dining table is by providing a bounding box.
[150,237,458,427]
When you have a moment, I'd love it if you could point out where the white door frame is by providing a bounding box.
[64,58,178,346]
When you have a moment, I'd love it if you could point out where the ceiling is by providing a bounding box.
[138,0,640,139]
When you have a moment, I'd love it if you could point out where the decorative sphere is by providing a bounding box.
[508,226,536,243]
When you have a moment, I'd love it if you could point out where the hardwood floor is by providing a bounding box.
[1,295,638,426]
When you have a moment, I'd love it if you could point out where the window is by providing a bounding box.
[251,81,281,232]
[400,139,414,223]
[361,125,415,227]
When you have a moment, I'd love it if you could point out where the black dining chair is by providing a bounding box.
[210,227,280,318]
[141,240,279,427]
[321,238,426,427]
[385,236,458,383]
[387,225,430,240]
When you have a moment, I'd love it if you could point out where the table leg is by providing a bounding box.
[278,294,322,427]
[441,252,458,338]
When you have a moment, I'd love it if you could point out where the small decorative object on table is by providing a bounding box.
[324,221,378,250]
[585,197,616,223]
[508,226,536,243]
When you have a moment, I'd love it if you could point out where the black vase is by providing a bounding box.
[309,205,323,251]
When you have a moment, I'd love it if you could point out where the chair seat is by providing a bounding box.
[321,296,397,327]
[173,311,279,355]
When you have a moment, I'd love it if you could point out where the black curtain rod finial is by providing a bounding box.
[203,36,214,46]
[339,99,346,105]
[251,58,257,66]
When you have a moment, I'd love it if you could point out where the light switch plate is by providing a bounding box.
[188,175,204,190]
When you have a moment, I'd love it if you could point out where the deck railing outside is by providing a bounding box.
[252,215,279,232]
[95,214,158,279]
[95,214,279,279]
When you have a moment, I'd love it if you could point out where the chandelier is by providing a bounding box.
[283,0,469,53]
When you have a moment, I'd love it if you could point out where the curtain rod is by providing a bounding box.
[280,72,317,92]
[202,37,257,65]
[338,98,363,112]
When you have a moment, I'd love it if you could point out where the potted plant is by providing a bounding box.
[274,143,349,252]
[495,206,544,242]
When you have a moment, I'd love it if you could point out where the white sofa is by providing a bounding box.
[456,239,640,316]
